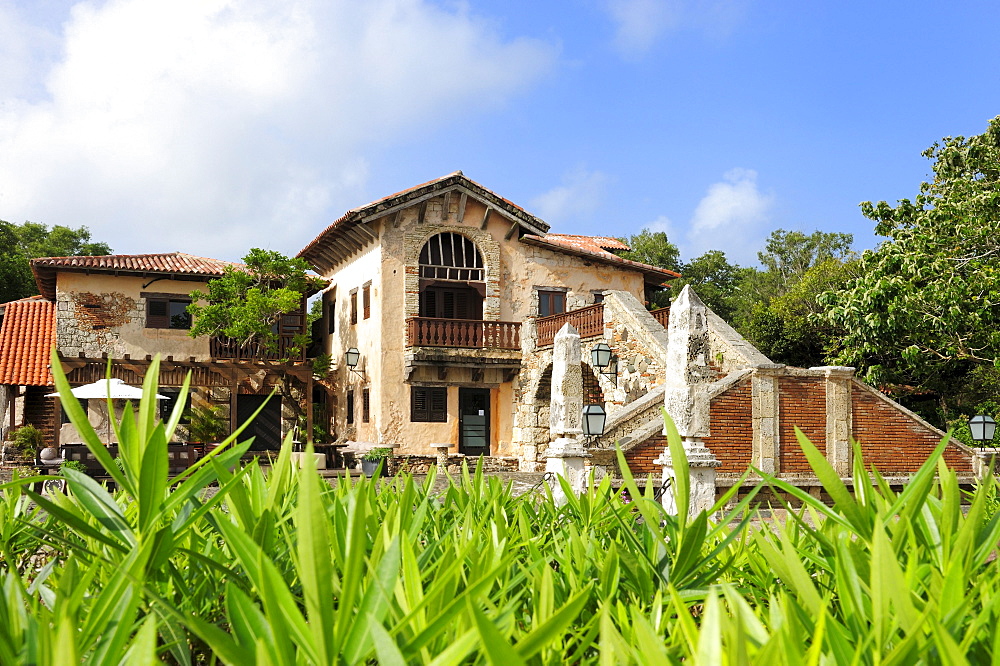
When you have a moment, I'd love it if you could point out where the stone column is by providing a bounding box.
[431,443,451,470]
[658,286,720,517]
[751,364,784,475]
[545,323,591,503]
[814,366,855,476]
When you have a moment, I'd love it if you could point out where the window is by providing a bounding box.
[419,287,482,320]
[419,233,484,281]
[158,388,190,424]
[538,290,566,317]
[592,292,604,304]
[363,283,371,320]
[146,297,192,329]
[411,386,447,422]
[350,290,358,325]
[346,389,355,425]
[326,288,336,335]
[362,388,370,422]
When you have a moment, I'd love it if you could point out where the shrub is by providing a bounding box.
[9,424,44,456]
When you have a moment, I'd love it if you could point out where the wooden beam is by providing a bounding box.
[417,200,427,225]
[504,219,519,241]
[392,210,402,228]
[437,366,448,381]
[457,192,468,224]
[354,222,378,241]
[442,192,452,221]
[480,206,492,230]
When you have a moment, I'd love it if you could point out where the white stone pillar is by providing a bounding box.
[545,323,591,503]
[660,286,720,517]
[431,443,451,470]
[752,364,783,475]
[813,366,855,476]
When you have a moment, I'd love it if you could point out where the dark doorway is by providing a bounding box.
[459,388,490,455]
[236,394,282,450]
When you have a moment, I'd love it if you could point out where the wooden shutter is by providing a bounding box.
[411,387,428,421]
[420,290,437,318]
[362,388,370,422]
[429,388,447,422]
[363,285,371,319]
[146,299,169,328]
[346,390,355,424]
[350,292,358,325]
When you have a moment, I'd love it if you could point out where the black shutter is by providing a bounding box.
[346,390,355,424]
[147,299,169,328]
[442,291,455,319]
[429,388,447,422]
[411,387,428,421]
[454,291,469,320]
[420,290,437,318]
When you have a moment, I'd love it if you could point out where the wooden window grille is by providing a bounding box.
[419,233,484,281]
[362,388,370,422]
[411,386,447,422]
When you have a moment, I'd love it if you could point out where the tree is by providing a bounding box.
[669,250,747,321]
[0,221,112,303]
[617,229,681,273]
[820,116,1000,423]
[187,248,324,358]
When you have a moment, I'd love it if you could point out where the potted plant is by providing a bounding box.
[360,447,392,477]
[8,424,45,462]
[185,405,229,451]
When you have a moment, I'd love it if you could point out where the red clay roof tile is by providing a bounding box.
[0,298,56,386]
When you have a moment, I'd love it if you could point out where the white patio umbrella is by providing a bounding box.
[48,379,167,443]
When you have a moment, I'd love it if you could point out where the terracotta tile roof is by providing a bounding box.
[31,252,243,300]
[299,172,550,273]
[520,234,681,285]
[0,298,55,386]
[543,234,631,256]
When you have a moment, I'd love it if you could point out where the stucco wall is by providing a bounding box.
[55,272,209,360]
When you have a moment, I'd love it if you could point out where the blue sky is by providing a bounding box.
[1,1,998,266]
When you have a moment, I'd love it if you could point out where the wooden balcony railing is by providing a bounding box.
[650,306,670,329]
[406,318,521,350]
[210,335,306,361]
[537,303,605,347]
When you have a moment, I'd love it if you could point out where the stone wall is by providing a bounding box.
[393,454,520,475]
[56,290,139,358]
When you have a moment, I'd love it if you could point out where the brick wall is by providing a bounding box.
[624,437,664,476]
[779,377,827,474]
[704,379,752,474]
[852,387,973,474]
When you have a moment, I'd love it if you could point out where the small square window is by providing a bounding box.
[146,297,192,329]
[538,290,566,318]
[411,386,447,422]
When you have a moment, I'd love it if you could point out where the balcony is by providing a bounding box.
[210,335,306,361]
[406,318,520,350]
[537,303,605,347]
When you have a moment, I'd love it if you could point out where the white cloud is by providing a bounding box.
[683,167,773,264]
[530,167,610,226]
[0,0,557,259]
[602,0,750,57]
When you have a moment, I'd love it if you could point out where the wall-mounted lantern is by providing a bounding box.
[345,347,365,378]
[582,404,607,440]
[970,414,997,445]
[591,343,614,376]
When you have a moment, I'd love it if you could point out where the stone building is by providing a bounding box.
[297,171,678,461]
[0,253,316,448]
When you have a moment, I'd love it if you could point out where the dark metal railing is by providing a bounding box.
[210,336,306,361]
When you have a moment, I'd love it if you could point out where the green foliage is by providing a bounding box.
[821,116,1000,421]
[670,250,749,320]
[617,229,681,273]
[0,220,111,303]
[187,248,324,356]
[184,404,229,443]
[8,425,43,456]
[59,460,87,475]
[2,354,1000,662]
[360,447,393,462]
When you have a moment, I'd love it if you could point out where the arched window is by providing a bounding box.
[419,233,484,281]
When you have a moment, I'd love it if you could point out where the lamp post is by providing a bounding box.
[582,404,607,442]
[345,347,365,378]
[970,415,997,445]
[590,343,614,376]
